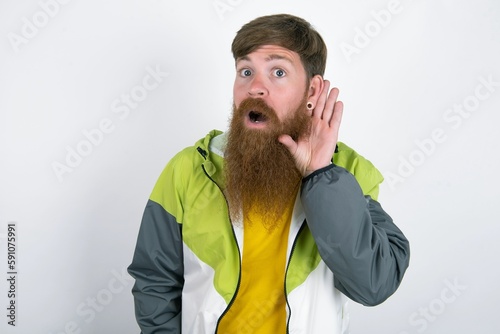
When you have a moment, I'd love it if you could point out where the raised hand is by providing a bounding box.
[279,80,343,177]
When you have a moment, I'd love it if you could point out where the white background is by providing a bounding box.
[1,0,499,333]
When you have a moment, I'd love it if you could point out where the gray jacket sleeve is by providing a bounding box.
[301,164,410,306]
[127,200,184,333]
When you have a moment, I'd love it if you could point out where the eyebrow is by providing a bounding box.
[236,54,294,64]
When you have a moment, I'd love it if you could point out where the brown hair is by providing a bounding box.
[231,14,327,78]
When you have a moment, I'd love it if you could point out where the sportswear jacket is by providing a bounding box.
[128,130,410,334]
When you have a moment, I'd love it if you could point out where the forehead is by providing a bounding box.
[236,45,302,66]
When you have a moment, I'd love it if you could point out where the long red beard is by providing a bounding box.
[224,95,311,231]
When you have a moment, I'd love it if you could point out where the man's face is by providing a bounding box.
[233,45,309,128]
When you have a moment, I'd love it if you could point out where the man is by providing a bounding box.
[128,14,410,334]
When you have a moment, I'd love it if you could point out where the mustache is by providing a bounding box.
[235,97,280,123]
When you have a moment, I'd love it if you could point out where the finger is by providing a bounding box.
[322,87,340,124]
[330,100,343,132]
[312,80,330,119]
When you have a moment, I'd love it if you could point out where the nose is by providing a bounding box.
[248,74,268,97]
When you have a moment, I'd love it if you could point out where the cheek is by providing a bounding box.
[277,93,302,120]
[233,85,245,108]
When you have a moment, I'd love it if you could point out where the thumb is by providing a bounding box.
[278,134,298,155]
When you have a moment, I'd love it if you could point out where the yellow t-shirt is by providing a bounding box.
[217,203,294,334]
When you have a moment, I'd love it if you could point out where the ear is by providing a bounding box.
[307,75,324,106]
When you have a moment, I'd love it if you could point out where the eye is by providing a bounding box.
[239,68,252,77]
[273,68,286,77]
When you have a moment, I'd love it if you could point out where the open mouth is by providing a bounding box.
[248,110,267,123]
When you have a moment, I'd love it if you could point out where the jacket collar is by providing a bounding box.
[196,130,226,187]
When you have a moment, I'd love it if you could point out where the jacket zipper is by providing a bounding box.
[283,220,306,334]
[197,148,243,334]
